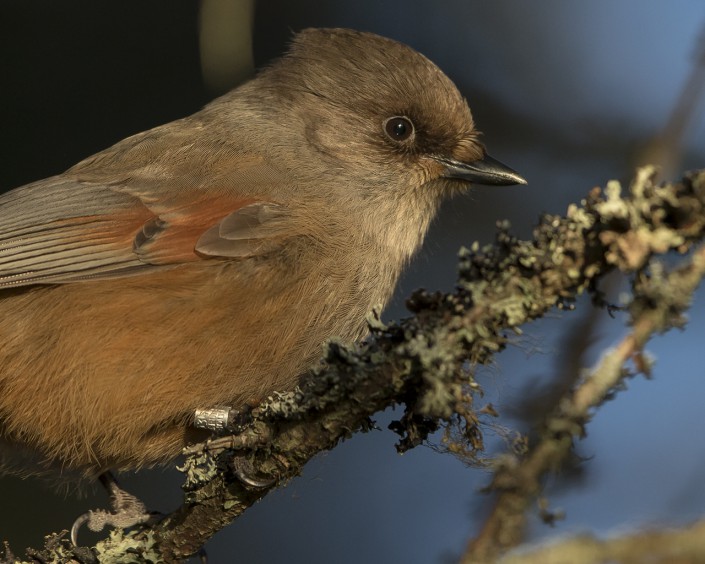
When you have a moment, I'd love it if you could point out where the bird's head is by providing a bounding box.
[261,28,526,197]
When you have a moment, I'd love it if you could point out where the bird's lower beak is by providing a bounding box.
[435,154,527,186]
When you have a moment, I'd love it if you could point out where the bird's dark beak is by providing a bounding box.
[435,154,527,186]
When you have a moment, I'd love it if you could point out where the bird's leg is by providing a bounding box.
[192,406,276,488]
[70,471,159,546]
[193,405,233,432]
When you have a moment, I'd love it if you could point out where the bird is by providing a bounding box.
[0,28,525,489]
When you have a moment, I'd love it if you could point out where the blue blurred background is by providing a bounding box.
[1,1,704,562]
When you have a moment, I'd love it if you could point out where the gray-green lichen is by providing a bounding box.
[6,168,705,563]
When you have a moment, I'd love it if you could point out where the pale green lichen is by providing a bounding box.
[177,450,220,492]
[95,529,160,564]
[10,170,705,563]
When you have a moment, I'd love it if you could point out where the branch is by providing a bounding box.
[463,242,705,563]
[5,167,705,563]
[497,517,705,564]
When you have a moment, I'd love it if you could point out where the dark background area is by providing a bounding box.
[1,1,704,562]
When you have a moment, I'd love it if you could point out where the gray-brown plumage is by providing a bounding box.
[0,28,524,482]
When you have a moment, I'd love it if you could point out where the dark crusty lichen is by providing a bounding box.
[7,168,705,563]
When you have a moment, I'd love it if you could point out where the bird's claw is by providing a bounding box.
[231,456,276,488]
[70,506,156,546]
[71,473,160,546]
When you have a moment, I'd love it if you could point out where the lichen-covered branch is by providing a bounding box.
[5,167,705,563]
[498,517,705,564]
[463,242,705,563]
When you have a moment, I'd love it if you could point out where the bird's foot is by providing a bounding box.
[192,405,276,488]
[71,472,160,546]
[231,456,276,488]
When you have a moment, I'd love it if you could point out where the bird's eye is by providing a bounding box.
[384,116,414,142]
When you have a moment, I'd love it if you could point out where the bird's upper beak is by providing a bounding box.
[434,154,527,186]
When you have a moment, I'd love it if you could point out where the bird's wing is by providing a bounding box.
[0,129,296,289]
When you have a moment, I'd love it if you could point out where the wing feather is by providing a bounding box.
[0,122,296,289]
[0,179,154,287]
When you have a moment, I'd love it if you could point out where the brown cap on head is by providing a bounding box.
[258,28,526,189]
